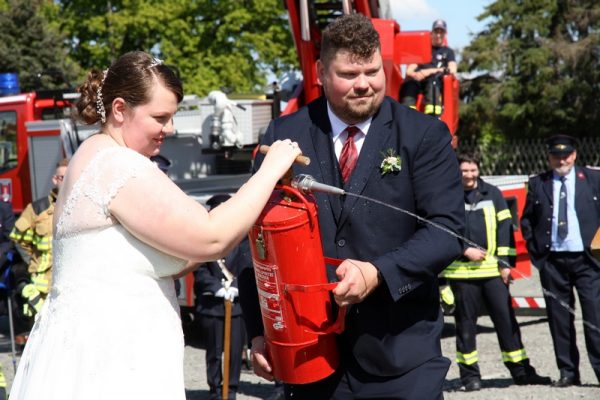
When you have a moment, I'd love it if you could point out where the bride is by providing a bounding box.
[9,51,301,399]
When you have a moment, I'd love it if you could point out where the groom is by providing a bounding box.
[239,13,464,399]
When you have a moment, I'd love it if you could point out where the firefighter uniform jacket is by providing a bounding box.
[442,179,515,279]
[10,192,56,295]
[441,179,534,383]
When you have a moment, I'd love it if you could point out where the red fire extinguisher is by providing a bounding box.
[249,184,345,384]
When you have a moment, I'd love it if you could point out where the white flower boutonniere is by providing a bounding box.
[380,149,402,176]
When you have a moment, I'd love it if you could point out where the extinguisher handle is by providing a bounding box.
[284,282,338,293]
[275,184,318,231]
[284,282,346,336]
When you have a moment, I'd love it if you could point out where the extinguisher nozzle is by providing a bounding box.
[292,174,345,196]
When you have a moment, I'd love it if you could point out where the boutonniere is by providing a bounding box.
[577,171,585,180]
[380,149,402,176]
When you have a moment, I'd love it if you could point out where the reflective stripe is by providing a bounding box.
[442,258,500,278]
[456,350,478,365]
[440,285,455,305]
[502,348,528,363]
[36,235,52,251]
[497,208,512,221]
[464,200,494,211]
[483,204,496,258]
[443,199,505,279]
[35,252,52,273]
[424,104,442,115]
[22,229,34,243]
[21,283,39,299]
[497,246,513,256]
[31,275,49,292]
[9,228,24,240]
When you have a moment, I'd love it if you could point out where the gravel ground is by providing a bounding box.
[0,268,598,399]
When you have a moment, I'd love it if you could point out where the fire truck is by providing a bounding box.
[279,0,531,280]
[0,1,531,309]
[280,0,460,137]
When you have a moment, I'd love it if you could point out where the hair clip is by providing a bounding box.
[96,68,108,124]
[148,57,163,68]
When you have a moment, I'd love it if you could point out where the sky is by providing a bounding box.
[389,0,492,50]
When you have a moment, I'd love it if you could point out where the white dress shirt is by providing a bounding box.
[551,167,584,252]
[326,102,372,161]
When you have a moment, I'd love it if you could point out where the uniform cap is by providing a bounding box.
[546,134,577,156]
[432,19,447,32]
[206,193,231,210]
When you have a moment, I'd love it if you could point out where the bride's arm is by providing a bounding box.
[109,140,300,262]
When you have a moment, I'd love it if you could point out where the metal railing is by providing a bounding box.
[457,137,600,176]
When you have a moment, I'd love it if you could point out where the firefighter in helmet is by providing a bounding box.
[10,158,68,319]
[440,152,551,391]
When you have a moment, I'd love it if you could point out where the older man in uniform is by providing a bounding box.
[521,135,600,387]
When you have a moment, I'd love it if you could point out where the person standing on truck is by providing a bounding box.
[521,134,600,387]
[400,19,457,116]
[240,13,464,399]
[441,152,551,391]
[10,158,68,318]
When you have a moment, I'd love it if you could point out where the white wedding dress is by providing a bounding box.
[10,146,187,399]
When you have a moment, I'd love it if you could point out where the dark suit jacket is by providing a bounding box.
[240,96,464,377]
[0,201,14,268]
[521,166,600,270]
[195,239,251,318]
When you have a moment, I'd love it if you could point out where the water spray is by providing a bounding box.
[292,174,600,334]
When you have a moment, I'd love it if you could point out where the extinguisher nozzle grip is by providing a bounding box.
[292,174,345,196]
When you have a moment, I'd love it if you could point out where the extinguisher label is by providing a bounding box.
[253,261,285,329]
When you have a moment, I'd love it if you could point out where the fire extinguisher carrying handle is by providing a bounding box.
[282,256,342,293]
[284,257,346,335]
[284,282,339,293]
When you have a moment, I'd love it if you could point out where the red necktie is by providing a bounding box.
[339,126,360,182]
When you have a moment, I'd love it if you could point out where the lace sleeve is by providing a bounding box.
[98,149,155,217]
[56,147,157,238]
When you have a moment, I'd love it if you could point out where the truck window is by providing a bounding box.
[0,111,18,171]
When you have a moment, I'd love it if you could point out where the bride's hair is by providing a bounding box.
[76,51,183,125]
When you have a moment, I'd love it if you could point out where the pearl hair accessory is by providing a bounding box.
[96,68,109,124]
[148,57,163,68]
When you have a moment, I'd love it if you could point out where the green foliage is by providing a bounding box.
[458,0,600,141]
[55,0,297,95]
[0,0,80,91]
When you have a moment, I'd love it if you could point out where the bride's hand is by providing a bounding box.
[250,336,274,381]
[258,139,302,181]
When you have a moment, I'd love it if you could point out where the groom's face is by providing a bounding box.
[317,48,385,125]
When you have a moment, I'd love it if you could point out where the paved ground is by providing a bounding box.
[0,268,598,399]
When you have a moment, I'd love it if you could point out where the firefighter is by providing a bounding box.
[10,158,68,319]
[441,152,551,391]
[400,19,457,115]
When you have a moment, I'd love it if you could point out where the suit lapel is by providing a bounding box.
[338,99,393,228]
[542,172,554,204]
[307,99,343,223]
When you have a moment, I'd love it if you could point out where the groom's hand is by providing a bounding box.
[333,260,380,306]
[250,336,274,381]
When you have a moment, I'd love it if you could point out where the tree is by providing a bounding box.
[458,0,600,140]
[55,0,298,95]
[0,0,80,91]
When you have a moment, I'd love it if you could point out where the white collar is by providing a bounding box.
[326,102,371,142]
